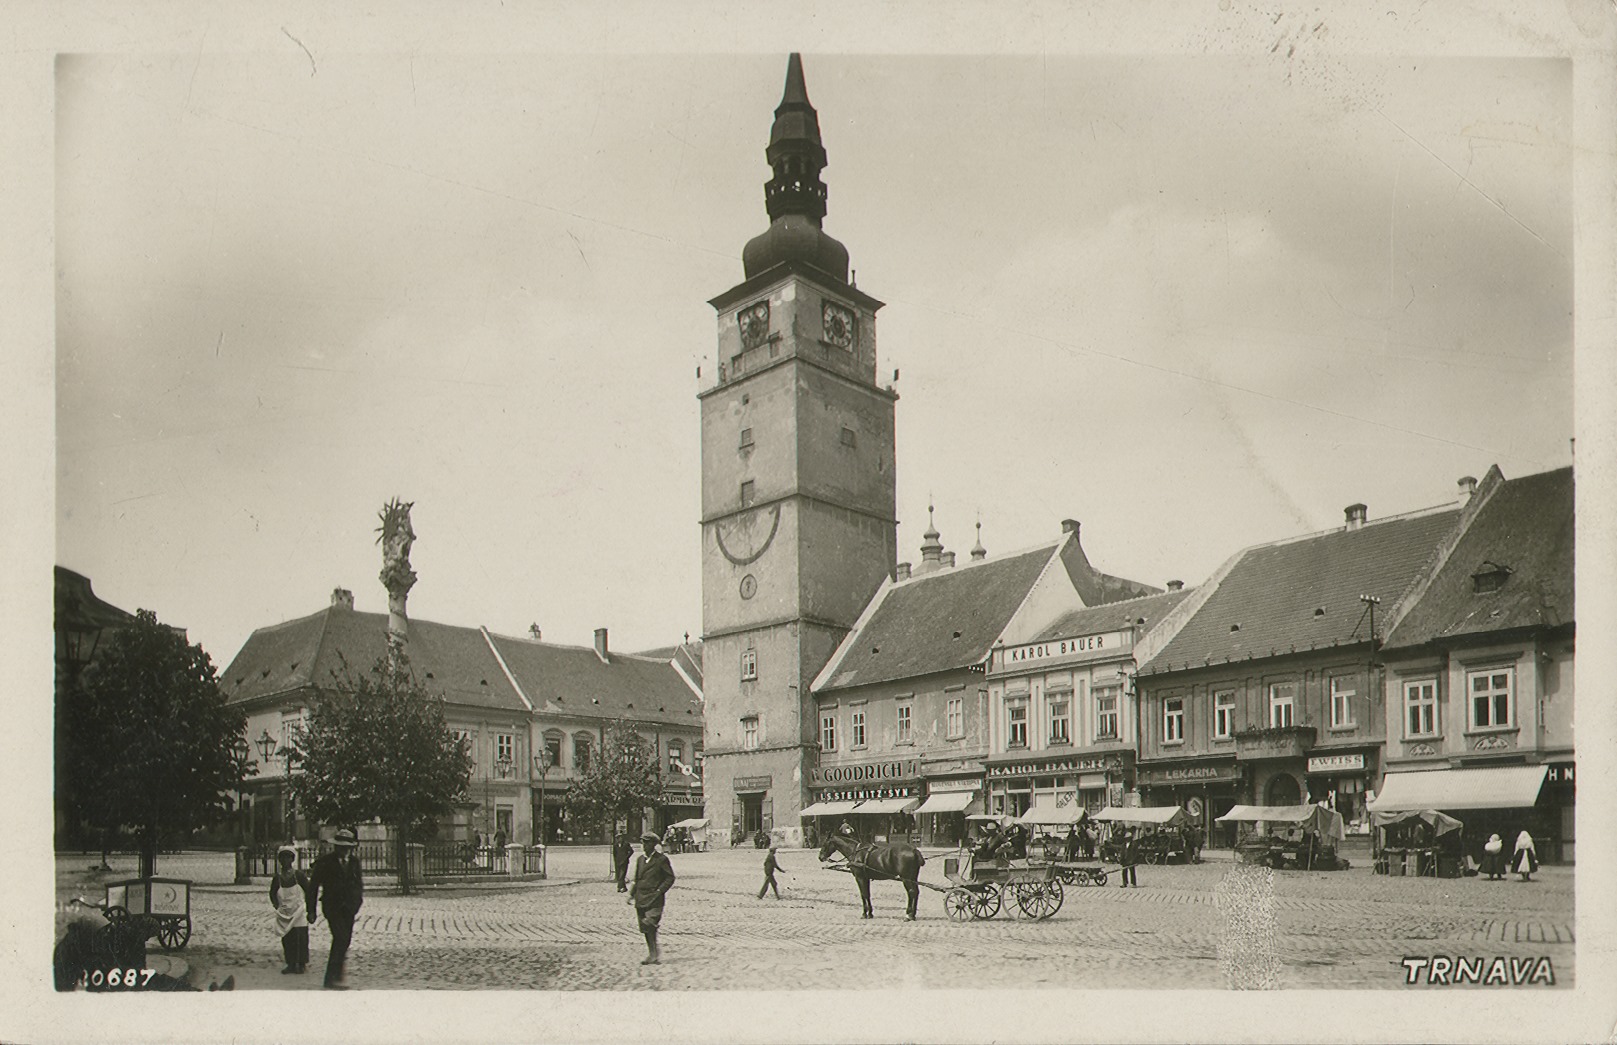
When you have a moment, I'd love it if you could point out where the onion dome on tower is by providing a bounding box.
[742,54,851,283]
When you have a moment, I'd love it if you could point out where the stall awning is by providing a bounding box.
[668,817,710,829]
[854,796,920,815]
[1217,803,1345,842]
[1367,765,1547,812]
[1018,799,1086,825]
[799,800,863,818]
[914,791,976,814]
[1094,805,1188,826]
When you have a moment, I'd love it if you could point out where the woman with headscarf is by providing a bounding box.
[1482,833,1505,880]
[269,845,311,973]
[1513,830,1538,882]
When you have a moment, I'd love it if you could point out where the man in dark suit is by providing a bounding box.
[307,828,365,989]
[626,832,675,965]
[612,834,633,892]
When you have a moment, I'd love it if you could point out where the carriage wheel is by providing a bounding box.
[1043,879,1064,917]
[1015,881,1063,920]
[971,883,1002,919]
[1059,868,1078,886]
[944,889,975,922]
[156,916,191,952]
[1089,868,1109,886]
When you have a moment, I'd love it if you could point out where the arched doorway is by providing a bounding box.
[1265,772,1301,805]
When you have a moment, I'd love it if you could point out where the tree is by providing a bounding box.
[563,719,664,841]
[294,653,472,893]
[62,610,247,877]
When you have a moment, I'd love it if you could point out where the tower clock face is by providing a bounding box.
[738,301,771,350]
[822,301,855,348]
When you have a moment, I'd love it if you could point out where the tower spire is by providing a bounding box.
[742,54,849,281]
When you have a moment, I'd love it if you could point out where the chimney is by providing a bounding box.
[895,562,912,581]
[1344,503,1368,530]
[1166,580,1184,592]
[942,551,956,568]
[1456,476,1478,505]
[593,627,609,662]
[330,587,354,610]
[529,623,543,641]
[1061,519,1080,537]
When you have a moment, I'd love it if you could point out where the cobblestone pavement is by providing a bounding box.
[54,846,1573,991]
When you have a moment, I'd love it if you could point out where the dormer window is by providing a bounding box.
[1471,560,1513,594]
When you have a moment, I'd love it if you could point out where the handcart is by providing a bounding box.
[103,876,192,951]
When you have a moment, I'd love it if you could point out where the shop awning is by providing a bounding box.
[914,791,976,814]
[1367,765,1547,813]
[799,800,863,818]
[1094,805,1188,826]
[853,796,920,815]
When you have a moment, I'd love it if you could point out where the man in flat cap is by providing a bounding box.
[626,832,675,965]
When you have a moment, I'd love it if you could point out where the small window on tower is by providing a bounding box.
[840,426,856,448]
[739,427,754,450]
[740,480,755,506]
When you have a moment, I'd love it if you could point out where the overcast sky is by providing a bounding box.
[55,47,1573,669]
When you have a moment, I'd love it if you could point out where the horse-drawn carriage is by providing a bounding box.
[940,851,1065,921]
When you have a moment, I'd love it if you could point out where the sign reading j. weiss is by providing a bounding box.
[996,629,1132,668]
[1307,752,1367,773]
[809,758,922,787]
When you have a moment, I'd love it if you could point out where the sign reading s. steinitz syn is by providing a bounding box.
[809,758,921,787]
[996,629,1131,668]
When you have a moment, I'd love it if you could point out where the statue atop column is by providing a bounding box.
[375,497,417,674]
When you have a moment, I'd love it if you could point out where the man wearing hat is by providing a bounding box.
[307,828,365,989]
[626,832,675,965]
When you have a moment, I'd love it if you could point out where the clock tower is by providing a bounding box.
[700,55,898,846]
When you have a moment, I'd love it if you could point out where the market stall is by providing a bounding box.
[1091,805,1198,863]
[1217,804,1348,870]
[666,817,711,853]
[1369,809,1464,878]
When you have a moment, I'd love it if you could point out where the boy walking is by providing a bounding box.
[627,832,675,964]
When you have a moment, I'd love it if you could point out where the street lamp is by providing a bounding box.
[532,749,552,845]
[230,736,253,844]
[257,728,296,842]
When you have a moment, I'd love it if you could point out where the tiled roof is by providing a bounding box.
[818,545,1058,692]
[635,641,705,692]
[1141,506,1462,674]
[489,634,704,726]
[1385,467,1573,647]
[1031,588,1194,644]
[220,608,530,713]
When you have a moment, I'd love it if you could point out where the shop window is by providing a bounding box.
[1094,685,1119,740]
[1468,668,1514,730]
[741,716,759,750]
[1212,689,1235,739]
[1404,680,1438,738]
[1329,676,1356,729]
[740,648,758,681]
[896,702,913,744]
[1007,703,1028,748]
[946,697,964,739]
[850,709,866,749]
[1163,698,1185,744]
[1269,682,1296,728]
[820,711,837,752]
[1048,693,1070,744]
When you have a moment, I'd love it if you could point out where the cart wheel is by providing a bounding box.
[156,916,191,952]
[1044,878,1064,917]
[102,905,129,925]
[1059,868,1078,886]
[971,884,1002,919]
[1090,868,1109,886]
[1014,882,1060,920]
[944,889,974,922]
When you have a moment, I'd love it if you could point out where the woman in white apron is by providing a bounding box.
[269,845,311,973]
[1513,830,1538,882]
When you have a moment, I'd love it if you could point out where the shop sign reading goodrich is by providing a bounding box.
[809,758,921,787]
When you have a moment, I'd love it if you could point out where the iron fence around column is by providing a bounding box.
[420,843,506,877]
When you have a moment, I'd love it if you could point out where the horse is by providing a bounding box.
[817,833,927,920]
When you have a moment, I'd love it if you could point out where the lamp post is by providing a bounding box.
[257,729,296,842]
[532,749,552,845]
[230,736,253,844]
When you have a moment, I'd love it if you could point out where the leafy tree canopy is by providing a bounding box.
[64,609,247,876]
[295,653,472,890]
[562,719,663,837]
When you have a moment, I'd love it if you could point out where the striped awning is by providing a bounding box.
[853,796,920,815]
[799,800,863,817]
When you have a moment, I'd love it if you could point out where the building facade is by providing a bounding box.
[1373,466,1575,862]
[700,55,898,847]
[983,587,1191,820]
[221,590,702,845]
[1136,492,1469,846]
